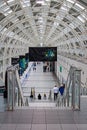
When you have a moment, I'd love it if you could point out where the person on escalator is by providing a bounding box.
[53,85,59,101]
[56,84,65,107]
[38,93,41,100]
[59,84,65,96]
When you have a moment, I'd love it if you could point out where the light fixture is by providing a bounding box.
[36,0,44,5]
[40,43,43,47]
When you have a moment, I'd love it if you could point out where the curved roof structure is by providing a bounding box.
[0,0,87,81]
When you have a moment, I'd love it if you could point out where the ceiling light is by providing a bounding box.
[40,43,43,47]
[36,0,44,5]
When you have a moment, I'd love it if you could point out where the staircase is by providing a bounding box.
[21,62,58,103]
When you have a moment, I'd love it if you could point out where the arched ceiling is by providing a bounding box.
[0,0,87,58]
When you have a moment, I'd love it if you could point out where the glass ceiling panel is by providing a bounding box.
[78,15,86,23]
[75,3,85,10]
[81,10,87,20]
[63,1,73,8]
[0,0,86,52]
[66,0,76,4]
[1,28,7,34]
[0,25,3,32]
[7,0,14,3]
[0,2,6,8]
[73,3,85,12]
[21,0,30,7]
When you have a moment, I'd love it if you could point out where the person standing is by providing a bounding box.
[53,85,59,101]
[57,84,65,106]
[59,84,65,96]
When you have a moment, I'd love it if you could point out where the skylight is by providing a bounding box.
[61,6,68,11]
[8,10,12,14]
[69,23,75,29]
[45,0,50,1]
[38,17,43,23]
[56,15,61,20]
[36,0,45,5]
[66,0,75,4]
[63,2,72,8]
[21,0,30,7]
[0,2,6,8]
[7,31,14,37]
[4,9,12,16]
[54,22,59,27]
[7,0,14,3]
[38,0,50,5]
[3,7,10,12]
[1,28,7,34]
[81,11,87,20]
[11,17,19,23]
[0,25,3,32]
[40,43,43,47]
[75,3,85,10]
[78,15,86,23]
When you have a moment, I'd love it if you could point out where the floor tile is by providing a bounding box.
[61,124,78,130]
[47,124,61,130]
[76,124,87,130]
[31,124,46,130]
[60,119,75,124]
[0,124,16,130]
[1,63,87,130]
[16,124,31,130]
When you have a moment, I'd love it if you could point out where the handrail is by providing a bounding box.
[15,69,25,106]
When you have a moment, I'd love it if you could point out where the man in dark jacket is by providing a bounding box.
[59,84,65,96]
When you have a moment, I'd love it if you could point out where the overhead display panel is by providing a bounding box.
[25,53,29,68]
[19,55,26,76]
[11,58,19,66]
[29,47,57,61]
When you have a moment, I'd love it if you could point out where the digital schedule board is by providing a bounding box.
[25,53,29,68]
[11,58,19,66]
[29,47,57,61]
[19,55,26,76]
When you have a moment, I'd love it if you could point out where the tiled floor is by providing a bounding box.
[0,62,87,129]
[0,104,87,130]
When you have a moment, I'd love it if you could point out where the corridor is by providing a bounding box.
[0,63,87,130]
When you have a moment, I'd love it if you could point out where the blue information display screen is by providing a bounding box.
[11,58,19,65]
[19,56,26,76]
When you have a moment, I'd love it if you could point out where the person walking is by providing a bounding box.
[53,85,59,101]
[57,84,65,106]
[59,84,65,96]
